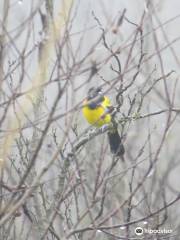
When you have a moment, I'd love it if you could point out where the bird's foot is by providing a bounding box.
[100,124,111,133]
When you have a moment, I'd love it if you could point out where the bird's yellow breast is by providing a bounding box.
[82,96,112,127]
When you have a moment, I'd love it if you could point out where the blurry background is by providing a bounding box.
[0,0,180,239]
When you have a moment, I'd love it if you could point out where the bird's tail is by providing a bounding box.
[108,129,125,157]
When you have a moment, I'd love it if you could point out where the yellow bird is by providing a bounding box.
[82,87,125,157]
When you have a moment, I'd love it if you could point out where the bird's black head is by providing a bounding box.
[87,87,104,109]
[87,87,102,100]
